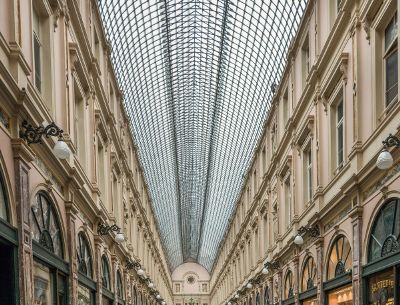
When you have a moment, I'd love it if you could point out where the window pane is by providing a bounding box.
[337,123,343,164]
[385,15,397,51]
[0,177,8,221]
[385,50,398,105]
[33,260,53,305]
[368,269,395,305]
[78,284,92,305]
[34,35,41,92]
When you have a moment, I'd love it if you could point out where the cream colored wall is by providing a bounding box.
[209,0,400,305]
[172,263,211,305]
[0,0,173,304]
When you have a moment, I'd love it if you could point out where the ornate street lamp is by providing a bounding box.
[98,223,125,243]
[19,120,71,159]
[376,134,400,169]
[262,261,280,274]
[294,225,320,245]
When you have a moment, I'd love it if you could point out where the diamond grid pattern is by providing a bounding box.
[98,0,307,271]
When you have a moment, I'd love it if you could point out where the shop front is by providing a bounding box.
[363,198,400,305]
[323,235,353,305]
[0,166,18,305]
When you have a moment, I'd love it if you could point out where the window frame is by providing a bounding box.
[383,13,398,108]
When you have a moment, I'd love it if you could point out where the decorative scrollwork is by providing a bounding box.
[335,260,346,277]
[287,288,294,298]
[39,230,54,253]
[306,278,314,290]
[381,235,400,257]
[98,223,121,235]
[382,134,400,148]
[20,120,64,144]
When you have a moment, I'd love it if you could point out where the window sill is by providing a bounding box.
[378,97,398,123]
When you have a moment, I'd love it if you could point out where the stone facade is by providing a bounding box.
[210,1,400,305]
[0,0,173,305]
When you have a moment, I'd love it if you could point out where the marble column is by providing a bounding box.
[12,139,34,305]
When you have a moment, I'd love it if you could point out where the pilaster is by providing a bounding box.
[12,138,34,305]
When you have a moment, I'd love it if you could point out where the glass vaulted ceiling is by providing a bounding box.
[98,0,307,271]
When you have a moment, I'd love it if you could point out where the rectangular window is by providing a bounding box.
[302,35,310,86]
[336,0,342,13]
[202,284,207,292]
[97,140,105,201]
[303,147,313,203]
[384,14,398,107]
[262,146,266,174]
[74,85,86,165]
[175,284,180,293]
[284,177,292,228]
[307,148,312,201]
[32,8,41,92]
[283,87,289,124]
[336,100,344,167]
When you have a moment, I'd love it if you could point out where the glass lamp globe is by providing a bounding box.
[376,149,394,170]
[115,232,125,243]
[294,234,304,245]
[148,282,154,288]
[246,282,253,289]
[53,139,71,159]
[161,302,166,305]
[156,295,161,299]
[262,266,268,274]
[228,302,232,305]
[137,268,145,276]
[234,294,239,299]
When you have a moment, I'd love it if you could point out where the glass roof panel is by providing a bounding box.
[98,0,307,271]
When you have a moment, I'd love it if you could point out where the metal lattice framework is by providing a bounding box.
[98,0,307,271]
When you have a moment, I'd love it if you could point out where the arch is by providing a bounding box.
[117,270,124,298]
[284,269,294,299]
[368,198,400,262]
[263,285,270,305]
[77,231,93,278]
[326,234,352,280]
[31,191,64,258]
[102,254,111,290]
[0,154,12,223]
[301,256,316,292]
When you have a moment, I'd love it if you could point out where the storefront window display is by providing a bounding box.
[364,198,400,305]
[327,285,353,305]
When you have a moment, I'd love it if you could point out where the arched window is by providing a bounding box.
[31,191,68,305]
[31,192,63,258]
[255,292,260,305]
[102,255,111,289]
[327,235,352,280]
[284,270,294,299]
[263,286,270,305]
[117,270,124,298]
[368,198,400,262]
[0,171,9,222]
[77,232,93,278]
[301,256,316,291]
[249,297,252,305]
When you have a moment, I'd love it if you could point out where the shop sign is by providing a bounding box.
[368,269,395,305]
